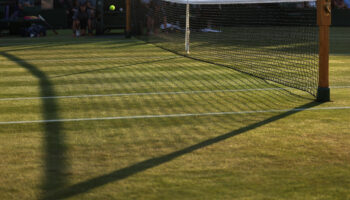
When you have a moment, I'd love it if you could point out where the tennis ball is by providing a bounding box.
[109,5,116,11]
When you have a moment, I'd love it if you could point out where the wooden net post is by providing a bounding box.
[317,0,331,102]
[125,0,131,38]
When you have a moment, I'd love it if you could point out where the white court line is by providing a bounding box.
[0,86,349,102]
[0,106,349,125]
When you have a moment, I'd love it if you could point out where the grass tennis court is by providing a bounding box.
[0,27,349,199]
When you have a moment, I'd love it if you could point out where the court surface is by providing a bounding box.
[0,28,349,199]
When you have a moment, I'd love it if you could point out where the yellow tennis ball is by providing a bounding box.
[109,5,116,11]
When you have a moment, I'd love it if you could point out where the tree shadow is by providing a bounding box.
[43,101,321,200]
[0,52,67,198]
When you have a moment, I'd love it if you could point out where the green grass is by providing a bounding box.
[0,27,349,200]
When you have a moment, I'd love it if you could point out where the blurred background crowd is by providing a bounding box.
[0,0,349,37]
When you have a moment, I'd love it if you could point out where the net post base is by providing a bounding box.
[316,87,330,102]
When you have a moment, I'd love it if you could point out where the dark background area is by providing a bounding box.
[0,0,349,34]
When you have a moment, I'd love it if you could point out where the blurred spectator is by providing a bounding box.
[87,0,95,31]
[10,0,34,19]
[296,2,316,8]
[72,1,92,36]
[333,0,347,9]
[25,23,46,37]
[142,0,154,34]
[152,0,162,34]
[143,0,166,35]
[87,0,96,18]
[18,0,34,8]
[307,1,316,8]
[344,0,350,8]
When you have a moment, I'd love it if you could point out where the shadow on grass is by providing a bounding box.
[0,35,323,199]
[51,56,178,79]
[43,101,320,200]
[0,35,145,52]
[0,52,67,198]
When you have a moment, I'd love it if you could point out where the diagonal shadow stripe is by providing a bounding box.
[44,101,320,200]
[0,52,67,198]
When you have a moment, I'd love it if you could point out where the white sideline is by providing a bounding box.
[0,86,349,101]
[0,106,349,125]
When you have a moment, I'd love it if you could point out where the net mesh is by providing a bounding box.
[131,0,319,96]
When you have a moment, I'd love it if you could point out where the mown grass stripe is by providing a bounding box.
[0,56,179,63]
[0,88,299,101]
[1,86,348,101]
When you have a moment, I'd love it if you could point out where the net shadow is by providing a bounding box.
[42,101,321,199]
[0,32,324,199]
[0,52,68,198]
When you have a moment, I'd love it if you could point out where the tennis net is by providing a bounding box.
[131,0,319,96]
